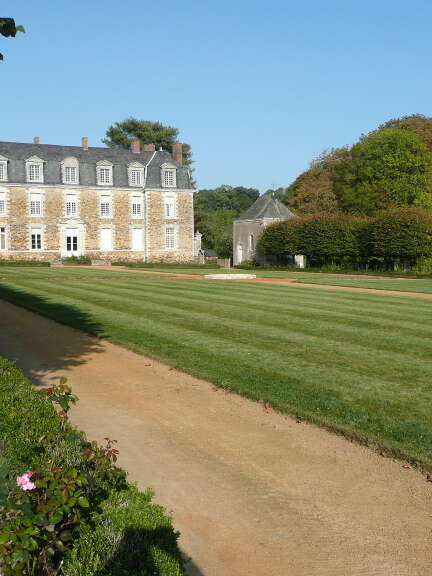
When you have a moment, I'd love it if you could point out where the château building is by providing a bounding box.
[0,137,196,262]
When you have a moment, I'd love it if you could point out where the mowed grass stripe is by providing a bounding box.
[3,278,432,389]
[8,276,432,371]
[3,279,432,419]
[1,269,431,466]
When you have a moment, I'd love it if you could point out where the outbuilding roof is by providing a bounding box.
[236,193,296,221]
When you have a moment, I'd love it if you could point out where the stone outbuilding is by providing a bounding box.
[233,194,301,266]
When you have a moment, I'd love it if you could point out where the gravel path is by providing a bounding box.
[1,300,430,576]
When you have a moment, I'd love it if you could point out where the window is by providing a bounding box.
[132,228,143,251]
[30,192,42,216]
[0,157,8,182]
[61,157,79,184]
[128,162,144,187]
[132,196,142,218]
[26,157,44,183]
[66,193,78,217]
[164,195,176,219]
[249,234,255,252]
[100,195,111,218]
[100,228,113,251]
[0,191,6,216]
[66,234,78,253]
[163,170,176,187]
[161,163,177,188]
[0,227,6,251]
[31,228,42,250]
[165,226,175,250]
[96,162,113,186]
[65,167,77,184]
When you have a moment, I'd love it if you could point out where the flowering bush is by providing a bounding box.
[0,380,126,576]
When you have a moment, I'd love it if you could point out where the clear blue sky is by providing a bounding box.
[2,0,431,191]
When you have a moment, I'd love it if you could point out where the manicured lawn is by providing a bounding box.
[120,265,432,293]
[0,266,431,468]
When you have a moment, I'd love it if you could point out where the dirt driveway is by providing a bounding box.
[1,300,431,576]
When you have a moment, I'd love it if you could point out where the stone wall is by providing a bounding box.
[0,186,195,263]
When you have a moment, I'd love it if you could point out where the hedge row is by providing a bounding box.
[0,357,185,576]
[0,260,50,267]
[258,208,432,268]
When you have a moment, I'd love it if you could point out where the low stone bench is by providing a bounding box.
[204,274,256,280]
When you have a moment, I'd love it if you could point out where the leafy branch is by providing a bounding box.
[0,18,25,61]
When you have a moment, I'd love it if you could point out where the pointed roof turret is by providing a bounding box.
[236,193,295,221]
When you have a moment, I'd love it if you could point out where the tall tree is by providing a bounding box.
[379,114,432,153]
[282,148,347,214]
[333,129,432,214]
[0,18,25,60]
[103,118,193,167]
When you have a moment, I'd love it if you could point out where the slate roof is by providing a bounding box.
[0,141,193,189]
[236,194,296,221]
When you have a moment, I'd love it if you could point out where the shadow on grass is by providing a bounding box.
[0,283,104,386]
[102,527,206,576]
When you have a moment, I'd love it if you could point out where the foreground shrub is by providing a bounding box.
[258,218,303,260]
[61,486,185,576]
[364,208,432,268]
[61,255,92,266]
[0,359,183,575]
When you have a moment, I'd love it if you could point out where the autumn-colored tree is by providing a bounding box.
[285,148,347,214]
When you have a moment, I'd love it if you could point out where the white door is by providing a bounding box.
[132,228,143,251]
[100,228,112,251]
[237,243,244,264]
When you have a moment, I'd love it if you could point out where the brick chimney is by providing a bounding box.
[82,137,89,151]
[172,141,183,165]
[131,138,141,153]
[143,143,156,152]
[33,136,40,144]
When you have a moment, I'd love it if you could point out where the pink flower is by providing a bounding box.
[16,472,36,491]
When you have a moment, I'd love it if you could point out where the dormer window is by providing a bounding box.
[0,156,8,182]
[128,162,144,187]
[96,161,113,186]
[161,163,177,188]
[26,156,44,183]
[61,157,79,185]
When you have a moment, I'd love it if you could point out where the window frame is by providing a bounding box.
[96,161,113,186]
[0,225,7,251]
[30,227,42,251]
[65,191,79,218]
[0,156,8,182]
[0,188,7,217]
[29,191,43,217]
[164,194,176,219]
[161,163,177,188]
[61,157,79,185]
[165,225,176,251]
[100,194,112,218]
[26,156,44,184]
[128,162,144,187]
[131,194,143,219]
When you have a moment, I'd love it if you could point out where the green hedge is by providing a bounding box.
[259,208,432,269]
[62,255,92,265]
[0,260,50,267]
[0,357,185,575]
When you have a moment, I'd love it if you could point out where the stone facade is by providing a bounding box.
[0,139,196,263]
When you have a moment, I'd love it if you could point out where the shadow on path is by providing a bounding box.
[0,284,104,386]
